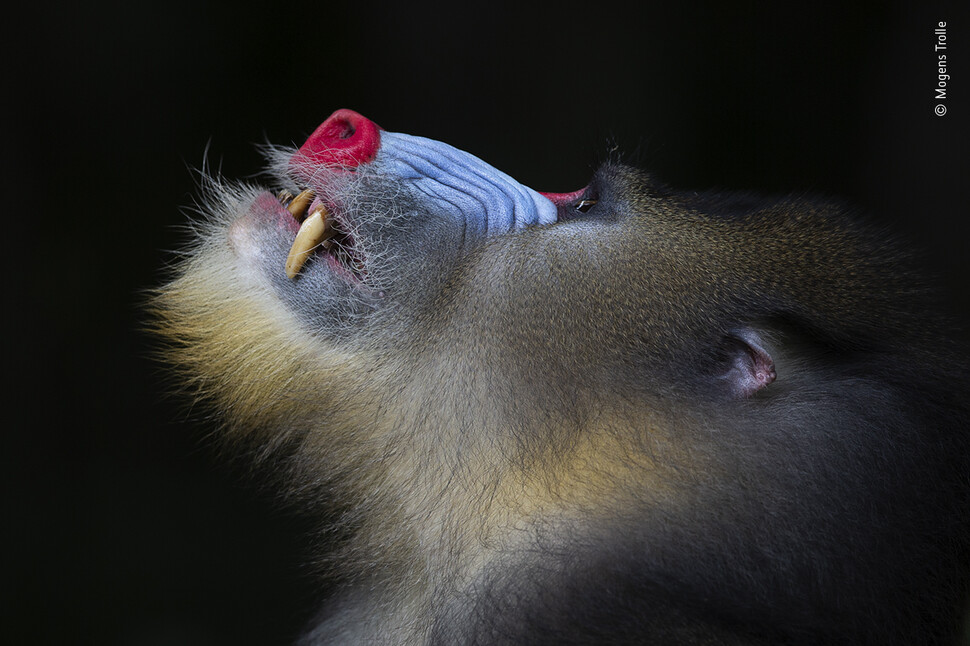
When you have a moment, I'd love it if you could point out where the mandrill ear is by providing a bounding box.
[716,328,777,398]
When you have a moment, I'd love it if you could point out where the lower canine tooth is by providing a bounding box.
[285,207,331,279]
[287,189,315,221]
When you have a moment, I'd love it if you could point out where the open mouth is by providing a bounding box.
[279,188,365,282]
[269,108,587,287]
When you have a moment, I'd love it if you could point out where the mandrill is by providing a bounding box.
[154,109,970,645]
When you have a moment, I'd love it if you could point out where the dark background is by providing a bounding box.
[3,1,966,644]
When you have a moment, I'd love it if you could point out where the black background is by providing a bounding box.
[3,1,967,644]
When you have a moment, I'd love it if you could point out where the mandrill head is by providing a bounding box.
[154,109,970,645]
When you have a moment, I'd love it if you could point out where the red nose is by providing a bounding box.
[297,109,382,168]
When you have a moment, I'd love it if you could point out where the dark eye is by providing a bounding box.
[574,199,598,213]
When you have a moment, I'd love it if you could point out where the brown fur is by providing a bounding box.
[154,149,969,644]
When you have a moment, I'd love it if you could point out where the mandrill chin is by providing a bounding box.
[154,109,970,645]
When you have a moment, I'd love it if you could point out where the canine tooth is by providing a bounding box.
[277,189,294,205]
[287,189,315,222]
[285,206,332,279]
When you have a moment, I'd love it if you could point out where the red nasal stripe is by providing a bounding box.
[298,109,383,168]
[540,187,587,205]
[298,112,586,206]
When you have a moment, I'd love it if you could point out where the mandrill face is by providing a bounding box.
[155,109,970,645]
[227,109,567,336]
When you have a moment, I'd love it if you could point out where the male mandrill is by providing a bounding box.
[154,109,970,645]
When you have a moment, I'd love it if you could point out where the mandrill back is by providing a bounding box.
[154,109,970,645]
